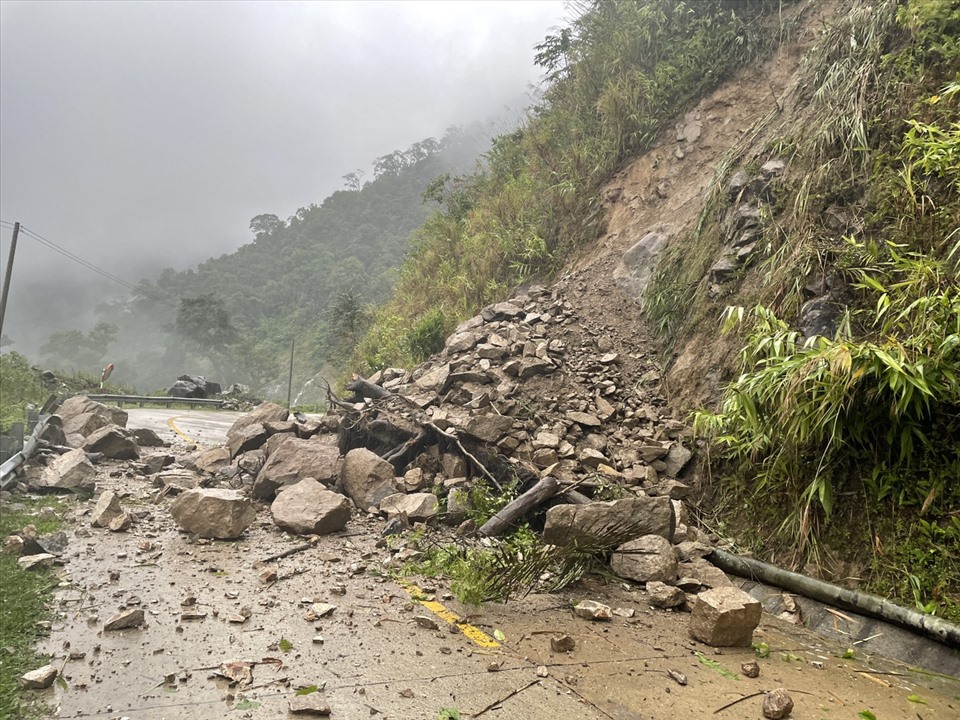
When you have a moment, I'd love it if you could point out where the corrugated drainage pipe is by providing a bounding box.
[709,548,960,649]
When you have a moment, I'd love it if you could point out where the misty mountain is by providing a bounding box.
[36,126,488,396]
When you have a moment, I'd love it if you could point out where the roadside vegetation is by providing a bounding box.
[0,497,67,720]
[642,0,960,618]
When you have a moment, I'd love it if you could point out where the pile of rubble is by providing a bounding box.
[5,284,766,656]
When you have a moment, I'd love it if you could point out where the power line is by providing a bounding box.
[0,220,175,307]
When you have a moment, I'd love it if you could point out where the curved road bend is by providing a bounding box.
[125,408,245,447]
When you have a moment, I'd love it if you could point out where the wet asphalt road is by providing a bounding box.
[125,408,245,447]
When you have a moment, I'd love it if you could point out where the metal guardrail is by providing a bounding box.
[0,414,51,490]
[87,394,225,409]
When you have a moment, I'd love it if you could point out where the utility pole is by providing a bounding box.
[286,338,295,409]
[0,221,21,339]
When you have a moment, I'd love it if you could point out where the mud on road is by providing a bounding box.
[30,466,960,720]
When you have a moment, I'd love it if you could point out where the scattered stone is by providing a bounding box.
[3,535,24,556]
[610,535,679,584]
[38,448,96,493]
[259,568,278,584]
[414,615,439,630]
[170,488,257,539]
[741,661,761,678]
[18,554,55,570]
[612,607,635,618]
[537,665,549,678]
[104,608,145,631]
[551,634,576,652]
[270,479,352,535]
[573,600,612,621]
[763,688,794,719]
[380,492,439,522]
[91,490,123,528]
[227,402,289,439]
[107,512,134,532]
[662,443,692,477]
[289,693,331,716]
[83,425,140,460]
[311,603,337,618]
[689,587,762,647]
[462,414,515,443]
[21,664,58,689]
[131,427,165,447]
[646,580,685,609]
[192,446,231,474]
[666,669,687,686]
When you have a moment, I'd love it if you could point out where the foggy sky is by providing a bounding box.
[0,0,566,350]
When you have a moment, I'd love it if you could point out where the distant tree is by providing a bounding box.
[249,213,284,240]
[342,170,365,192]
[175,295,237,353]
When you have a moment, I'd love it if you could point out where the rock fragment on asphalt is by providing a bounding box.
[21,664,58,689]
[104,608,145,631]
[689,586,761,646]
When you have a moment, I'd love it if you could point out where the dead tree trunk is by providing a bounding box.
[479,476,560,537]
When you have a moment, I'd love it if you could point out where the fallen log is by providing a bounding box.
[479,476,560,537]
[710,548,960,649]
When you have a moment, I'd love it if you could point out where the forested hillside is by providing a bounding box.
[37,127,486,397]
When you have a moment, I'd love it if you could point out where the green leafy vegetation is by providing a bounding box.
[0,497,68,720]
[0,351,43,433]
[674,1,959,617]
[358,0,787,371]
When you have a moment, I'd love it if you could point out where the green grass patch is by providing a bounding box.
[0,496,69,719]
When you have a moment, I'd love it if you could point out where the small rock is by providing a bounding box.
[91,490,124,528]
[666,669,687,686]
[289,692,331,716]
[18,554,55,570]
[259,568,278,584]
[311,603,337,618]
[414,615,439,630]
[104,608,145,631]
[551,634,576,652]
[486,661,502,672]
[107,512,133,532]
[689,587,761,647]
[537,665,549,678]
[646,580,686,609]
[741,661,761,678]
[573,600,612,621]
[2,535,24,556]
[762,688,794,719]
[21,664,58,689]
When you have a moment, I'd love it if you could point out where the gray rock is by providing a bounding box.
[613,230,670,301]
[663,444,692,477]
[139,452,174,475]
[445,331,479,354]
[193,446,232,474]
[226,401,289,439]
[610,534,678,584]
[673,541,714,562]
[264,431,297,458]
[689,586,762,647]
[155,469,202,493]
[646,580,685,609]
[107,512,133,532]
[710,255,739,281]
[380,492,439,521]
[462,414,514,443]
[131,427,165,447]
[227,422,268,458]
[270,479,352,535]
[104,608,145,631]
[83,425,139,460]
[566,411,601,428]
[39,448,96,492]
[91,490,123,528]
[21,664,58,689]
[481,301,523,321]
[762,689,794,719]
[679,558,733,588]
[170,488,257,539]
[415,363,451,393]
[543,496,675,546]
[252,437,340,500]
[57,395,127,434]
[340,448,400,510]
[289,692,331,715]
[18,553,55,570]
[573,600,612,621]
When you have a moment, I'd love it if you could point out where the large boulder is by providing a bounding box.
[610,534,679,584]
[83,425,140,460]
[178,375,221,397]
[543,496,675,546]
[340,448,400,510]
[170,488,256,539]
[192,446,231,474]
[57,396,127,438]
[167,379,203,398]
[270,479,352,535]
[689,587,762,647]
[227,402,289,439]
[131,428,165,447]
[227,423,269,458]
[252,438,340,500]
[38,449,96,493]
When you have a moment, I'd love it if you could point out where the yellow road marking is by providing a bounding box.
[167,416,198,444]
[404,583,500,649]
